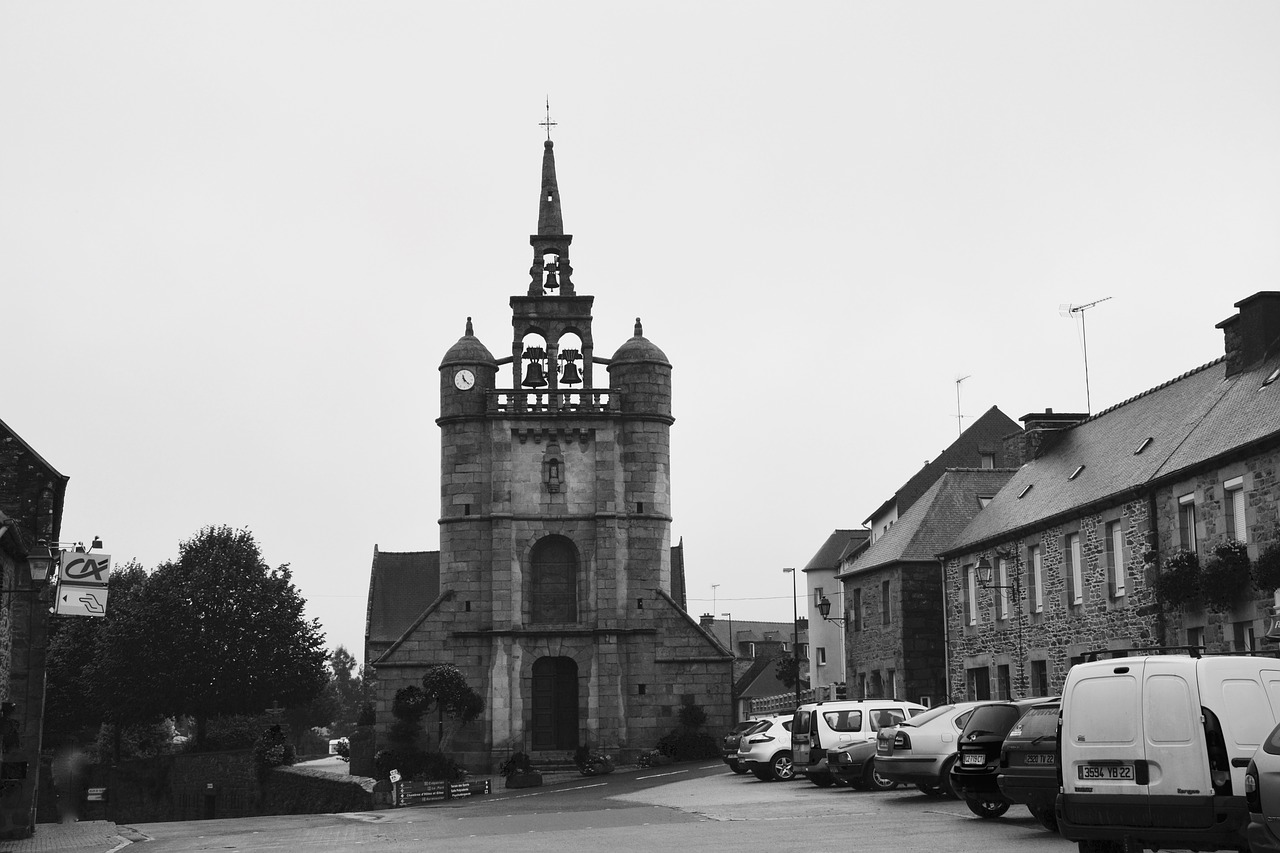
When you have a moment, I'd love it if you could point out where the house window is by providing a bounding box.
[1028,545,1043,613]
[1031,660,1049,695]
[881,580,891,625]
[1105,520,1125,597]
[1187,626,1204,651]
[746,642,756,658]
[814,586,824,607]
[1234,621,1255,653]
[798,643,808,660]
[966,666,991,701]
[1179,494,1198,552]
[980,452,995,469]
[978,495,993,508]
[816,647,827,666]
[852,589,863,632]
[996,557,1010,620]
[964,565,977,627]
[997,665,1012,700]
[1225,477,1247,543]
[1065,533,1083,606]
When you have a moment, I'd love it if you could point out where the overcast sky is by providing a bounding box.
[3,2,1278,659]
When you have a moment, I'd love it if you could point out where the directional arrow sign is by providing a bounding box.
[55,582,109,617]
[59,552,111,586]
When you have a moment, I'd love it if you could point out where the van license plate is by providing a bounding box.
[1023,753,1055,765]
[1078,763,1133,780]
[962,753,985,766]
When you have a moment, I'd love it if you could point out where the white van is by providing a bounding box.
[791,699,925,787]
[1058,651,1280,853]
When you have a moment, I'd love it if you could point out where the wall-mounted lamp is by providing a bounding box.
[25,542,56,584]
[817,595,847,626]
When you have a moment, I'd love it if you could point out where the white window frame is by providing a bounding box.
[966,565,978,627]
[1179,493,1198,552]
[1029,545,1044,613]
[816,647,827,666]
[1225,476,1247,543]
[996,557,1010,620]
[1066,533,1083,606]
[1106,520,1125,597]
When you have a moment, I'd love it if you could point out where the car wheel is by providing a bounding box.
[769,752,794,781]
[1029,804,1058,832]
[965,795,1011,819]
[916,782,943,797]
[864,762,899,791]
[729,759,749,775]
[809,772,835,788]
[938,756,959,799]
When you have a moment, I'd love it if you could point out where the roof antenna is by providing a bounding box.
[955,374,971,437]
[1059,297,1112,413]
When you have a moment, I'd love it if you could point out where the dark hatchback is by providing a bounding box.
[996,699,1060,831]
[950,696,1055,819]
[722,720,762,774]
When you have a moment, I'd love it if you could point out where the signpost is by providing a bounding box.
[53,552,110,618]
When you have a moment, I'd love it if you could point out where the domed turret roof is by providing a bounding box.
[440,318,497,368]
[611,318,669,365]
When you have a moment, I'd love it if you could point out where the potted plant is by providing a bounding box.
[499,751,542,789]
[1154,549,1202,609]
[1254,543,1280,593]
[1201,540,1253,612]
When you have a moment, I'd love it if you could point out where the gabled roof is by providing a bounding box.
[703,619,808,648]
[840,468,1017,577]
[946,350,1280,553]
[737,657,808,699]
[863,406,1021,524]
[365,549,440,651]
[803,529,868,573]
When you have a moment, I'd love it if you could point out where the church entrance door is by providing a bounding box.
[531,656,579,750]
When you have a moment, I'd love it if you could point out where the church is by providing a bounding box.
[365,132,732,771]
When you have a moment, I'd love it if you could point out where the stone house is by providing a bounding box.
[698,615,810,720]
[838,468,1015,707]
[940,291,1280,701]
[0,417,67,839]
[366,138,730,771]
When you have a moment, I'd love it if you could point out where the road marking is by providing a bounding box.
[487,782,607,801]
[637,770,689,780]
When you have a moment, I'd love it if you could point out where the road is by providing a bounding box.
[127,763,1076,853]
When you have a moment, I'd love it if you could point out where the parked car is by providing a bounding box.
[722,719,764,774]
[1059,651,1280,853]
[1247,719,1280,853]
[995,699,1060,831]
[950,696,1055,818]
[791,699,926,787]
[874,701,997,798]
[738,715,796,782]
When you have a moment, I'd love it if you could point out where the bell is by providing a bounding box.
[544,266,560,290]
[560,361,582,385]
[522,361,547,388]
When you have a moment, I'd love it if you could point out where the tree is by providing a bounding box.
[774,656,800,689]
[140,526,329,747]
[325,645,374,737]
[419,665,484,753]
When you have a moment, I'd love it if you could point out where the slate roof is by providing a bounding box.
[703,619,808,649]
[737,657,808,699]
[840,468,1017,577]
[946,350,1280,554]
[803,529,868,572]
[863,406,1021,524]
[365,549,440,658]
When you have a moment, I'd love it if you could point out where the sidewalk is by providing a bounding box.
[0,821,148,853]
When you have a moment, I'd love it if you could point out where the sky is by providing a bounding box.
[2,2,1279,660]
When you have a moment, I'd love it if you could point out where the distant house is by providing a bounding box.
[800,529,867,690]
[699,615,809,720]
[940,291,1280,701]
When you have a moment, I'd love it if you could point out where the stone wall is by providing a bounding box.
[846,563,946,705]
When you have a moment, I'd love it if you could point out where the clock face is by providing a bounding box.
[454,369,476,390]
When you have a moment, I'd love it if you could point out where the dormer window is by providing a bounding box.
[1017,484,1033,499]
[1134,437,1153,455]
[1069,465,1085,480]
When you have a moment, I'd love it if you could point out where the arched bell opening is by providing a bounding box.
[555,331,585,400]
[518,332,550,394]
[540,251,562,296]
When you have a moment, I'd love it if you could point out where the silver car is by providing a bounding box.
[874,701,998,798]
[738,715,796,782]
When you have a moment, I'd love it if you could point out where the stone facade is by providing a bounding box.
[370,139,730,771]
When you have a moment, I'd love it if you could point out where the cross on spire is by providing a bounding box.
[540,97,557,141]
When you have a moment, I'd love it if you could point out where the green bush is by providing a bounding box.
[253,724,296,774]
[1254,543,1280,593]
[1202,540,1253,612]
[1154,550,1202,609]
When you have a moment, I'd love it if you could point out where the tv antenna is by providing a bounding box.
[955,374,971,436]
[1059,297,1112,413]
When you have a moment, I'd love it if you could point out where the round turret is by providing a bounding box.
[607,318,673,420]
[439,318,498,421]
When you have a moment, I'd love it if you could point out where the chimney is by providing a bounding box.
[1216,292,1280,378]
[1008,408,1089,461]
[699,613,715,629]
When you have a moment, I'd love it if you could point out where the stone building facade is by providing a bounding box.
[941,292,1280,701]
[368,138,731,771]
[0,417,67,839]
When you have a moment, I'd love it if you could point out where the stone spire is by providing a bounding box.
[537,140,564,236]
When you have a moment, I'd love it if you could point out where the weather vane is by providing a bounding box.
[540,97,557,141]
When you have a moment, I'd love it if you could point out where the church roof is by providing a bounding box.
[439,317,497,368]
[365,548,440,657]
[611,318,669,365]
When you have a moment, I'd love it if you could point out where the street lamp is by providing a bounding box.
[974,549,1025,698]
[816,595,846,626]
[783,567,800,709]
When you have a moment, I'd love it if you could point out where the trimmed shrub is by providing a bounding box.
[1254,543,1280,593]
[1202,540,1253,612]
[1154,550,1202,609]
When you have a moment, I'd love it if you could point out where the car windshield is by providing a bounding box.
[961,704,1022,737]
[900,704,955,728]
[823,709,863,732]
[1008,706,1059,740]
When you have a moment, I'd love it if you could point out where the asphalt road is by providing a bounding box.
[127,762,1078,853]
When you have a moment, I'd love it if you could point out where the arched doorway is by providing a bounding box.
[531,656,579,750]
[529,535,578,623]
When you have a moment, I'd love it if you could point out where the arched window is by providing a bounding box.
[529,535,578,623]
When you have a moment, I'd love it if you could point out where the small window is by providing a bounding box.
[980,452,996,469]
[1225,477,1247,543]
[1179,494,1198,552]
[964,566,977,627]
[1065,533,1083,606]
[1069,465,1085,480]
[881,579,891,625]
[816,647,827,666]
[1027,545,1044,613]
[977,495,993,508]
[1187,626,1204,650]
[1134,436,1153,455]
[1017,484,1033,499]
[638,683,647,695]
[1264,367,1280,388]
[1105,520,1125,597]
[852,589,863,632]
[814,587,824,607]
